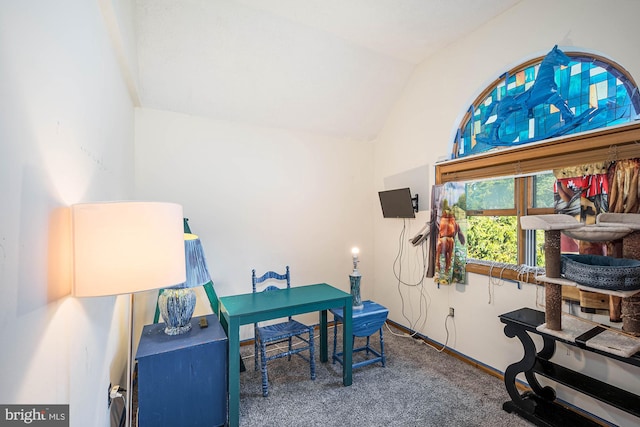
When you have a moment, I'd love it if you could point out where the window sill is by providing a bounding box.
[466,261,544,285]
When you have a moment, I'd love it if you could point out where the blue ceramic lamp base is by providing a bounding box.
[350,274,363,310]
[158,288,197,335]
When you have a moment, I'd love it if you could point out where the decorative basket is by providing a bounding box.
[561,254,640,291]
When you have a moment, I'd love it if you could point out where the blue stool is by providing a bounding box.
[330,300,388,369]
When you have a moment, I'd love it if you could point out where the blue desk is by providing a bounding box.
[331,300,388,369]
[219,283,353,427]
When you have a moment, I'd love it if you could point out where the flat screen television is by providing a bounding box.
[378,187,415,218]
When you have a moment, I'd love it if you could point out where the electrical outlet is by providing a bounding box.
[108,384,124,409]
[108,383,112,409]
[449,307,455,317]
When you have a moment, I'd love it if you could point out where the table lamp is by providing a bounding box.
[350,247,364,309]
[158,233,211,335]
[71,201,186,427]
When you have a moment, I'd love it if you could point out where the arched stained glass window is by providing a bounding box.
[452,46,640,159]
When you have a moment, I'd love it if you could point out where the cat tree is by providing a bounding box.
[520,213,640,334]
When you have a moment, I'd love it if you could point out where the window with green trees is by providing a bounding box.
[464,172,553,267]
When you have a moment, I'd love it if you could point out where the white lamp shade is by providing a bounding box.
[71,201,186,297]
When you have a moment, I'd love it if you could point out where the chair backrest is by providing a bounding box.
[252,266,291,294]
[252,266,291,324]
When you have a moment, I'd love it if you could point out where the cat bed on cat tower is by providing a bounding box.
[561,254,640,291]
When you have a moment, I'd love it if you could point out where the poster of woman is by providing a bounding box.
[431,182,467,285]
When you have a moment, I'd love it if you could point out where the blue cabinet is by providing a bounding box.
[136,314,228,427]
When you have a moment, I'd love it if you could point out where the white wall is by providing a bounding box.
[373,1,640,426]
[0,1,135,425]
[134,108,374,339]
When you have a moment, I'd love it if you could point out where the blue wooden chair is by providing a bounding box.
[252,266,316,397]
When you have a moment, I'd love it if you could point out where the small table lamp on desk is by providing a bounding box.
[350,247,364,309]
[157,233,211,336]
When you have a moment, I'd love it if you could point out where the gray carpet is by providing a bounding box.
[238,324,533,427]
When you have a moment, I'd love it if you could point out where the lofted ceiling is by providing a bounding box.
[135,0,522,141]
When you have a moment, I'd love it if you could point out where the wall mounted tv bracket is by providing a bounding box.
[412,194,419,213]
